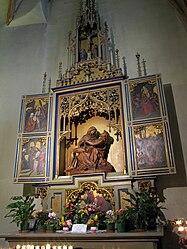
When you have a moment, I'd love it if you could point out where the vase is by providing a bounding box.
[46,224,55,233]
[29,218,36,230]
[116,222,126,233]
[106,223,115,232]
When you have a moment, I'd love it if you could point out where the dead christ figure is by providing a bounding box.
[70,126,115,173]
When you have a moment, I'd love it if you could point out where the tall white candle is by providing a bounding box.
[22,246,26,249]
[16,245,21,249]
[41,246,45,249]
[30,245,34,249]
[35,246,40,249]
[46,244,50,249]
[68,246,73,249]
[62,246,67,249]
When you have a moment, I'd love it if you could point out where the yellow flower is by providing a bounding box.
[84,210,89,215]
[61,216,65,223]
[87,219,94,225]
[94,214,98,221]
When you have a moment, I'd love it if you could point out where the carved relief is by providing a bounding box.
[66,182,115,211]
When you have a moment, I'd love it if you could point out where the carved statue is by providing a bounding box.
[69,126,115,173]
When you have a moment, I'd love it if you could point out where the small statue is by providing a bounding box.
[80,48,87,61]
[69,126,115,173]
[92,44,98,58]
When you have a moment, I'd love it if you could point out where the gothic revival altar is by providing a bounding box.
[12,0,175,214]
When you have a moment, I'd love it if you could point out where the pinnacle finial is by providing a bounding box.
[42,72,47,93]
[136,52,142,77]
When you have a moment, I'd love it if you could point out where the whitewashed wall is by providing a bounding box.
[0,0,186,239]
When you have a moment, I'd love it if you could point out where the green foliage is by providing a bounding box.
[115,209,127,224]
[123,190,165,229]
[5,196,36,228]
[35,210,49,228]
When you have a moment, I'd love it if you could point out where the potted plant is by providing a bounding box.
[115,209,131,232]
[104,210,116,232]
[123,189,165,230]
[44,210,59,232]
[34,210,49,232]
[5,196,36,232]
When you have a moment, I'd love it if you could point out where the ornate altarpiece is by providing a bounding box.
[13,0,175,213]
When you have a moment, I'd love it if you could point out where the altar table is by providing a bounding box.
[0,226,164,249]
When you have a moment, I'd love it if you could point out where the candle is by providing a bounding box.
[57,246,61,249]
[178,226,185,232]
[35,246,40,249]
[22,246,26,249]
[16,245,21,249]
[68,246,73,249]
[52,246,57,249]
[30,245,34,249]
[46,244,50,249]
[26,245,30,249]
[41,246,45,249]
[63,246,67,249]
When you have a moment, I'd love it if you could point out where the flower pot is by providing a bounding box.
[116,222,126,233]
[37,224,46,232]
[46,224,55,233]
[106,223,115,232]
[19,223,30,233]
[90,226,97,233]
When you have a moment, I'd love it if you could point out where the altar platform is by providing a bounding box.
[0,226,164,249]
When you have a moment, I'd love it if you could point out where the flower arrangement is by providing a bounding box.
[104,210,116,232]
[114,208,133,232]
[44,210,59,229]
[59,216,73,228]
[105,210,116,225]
[115,209,128,224]
[62,200,101,228]
[63,201,75,219]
